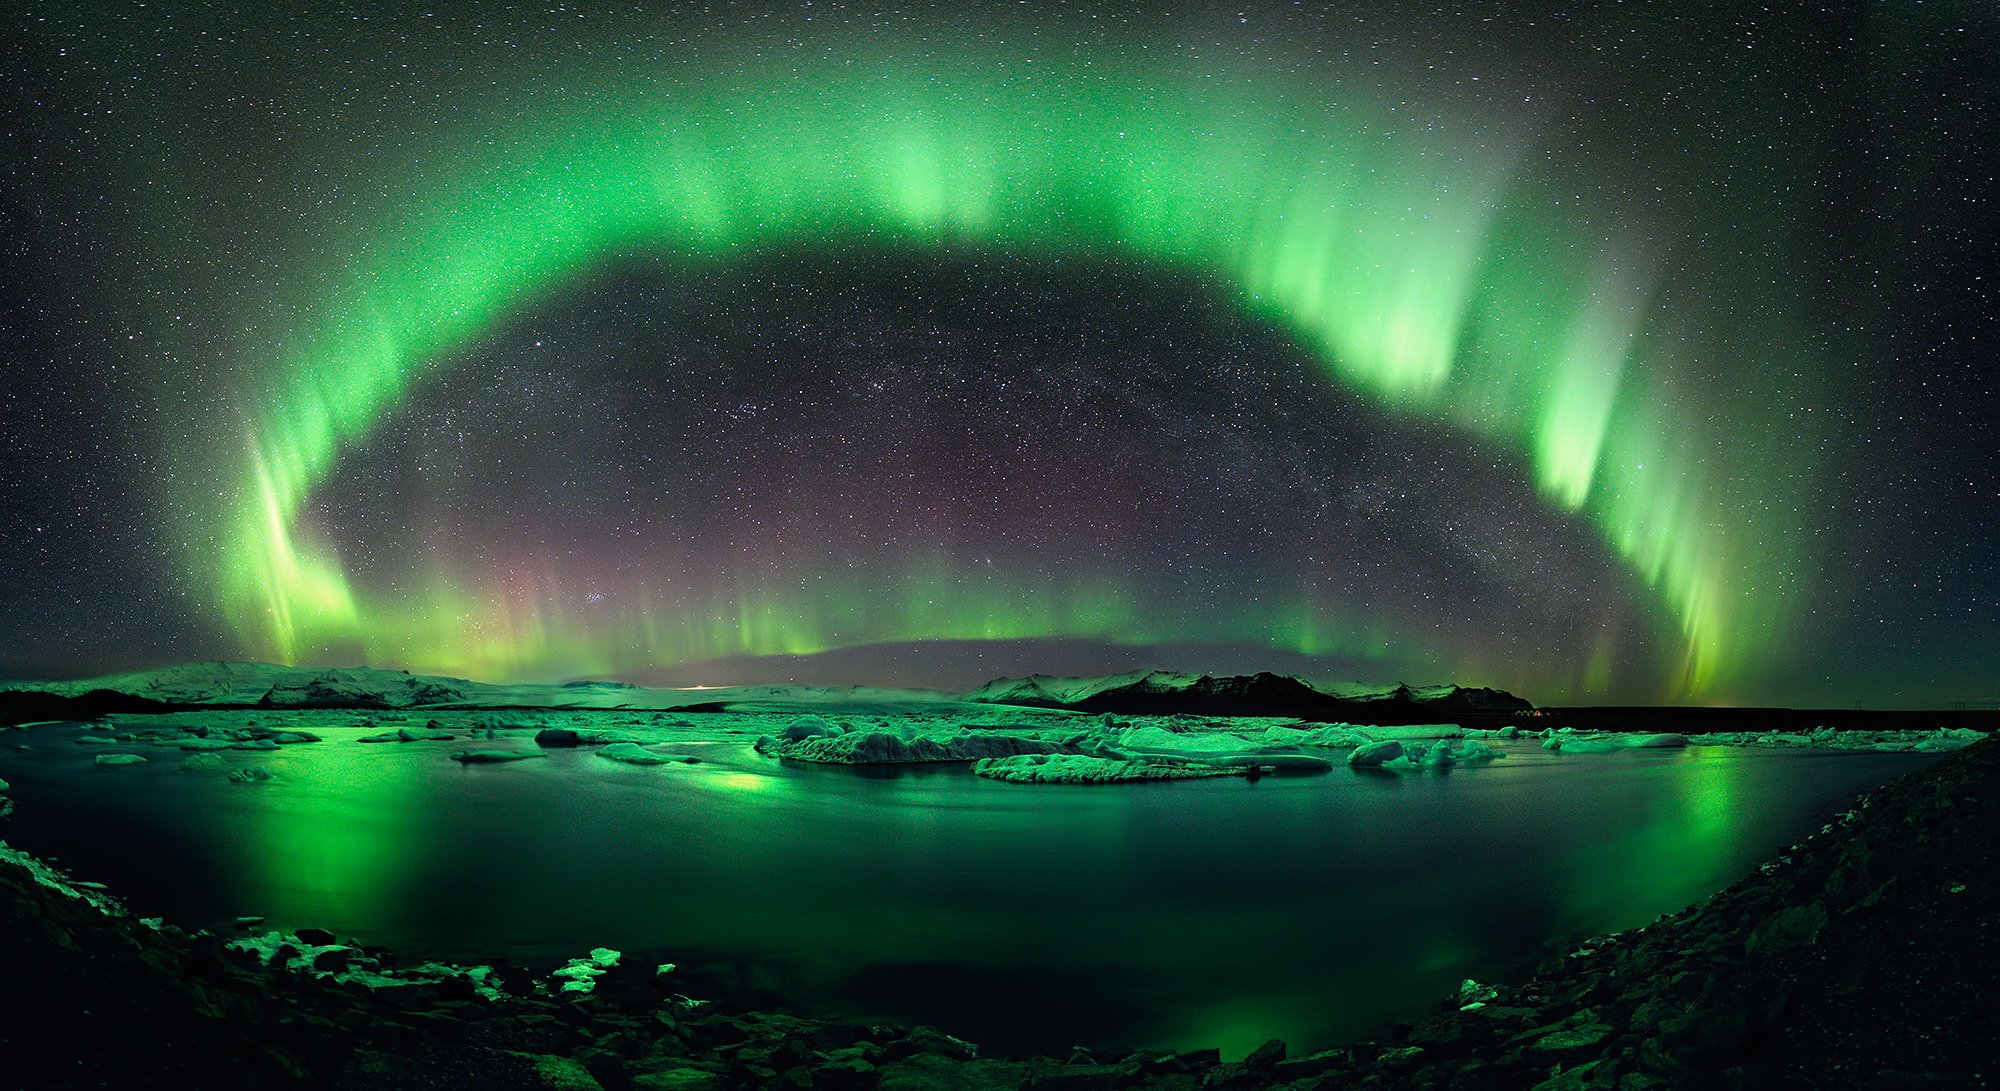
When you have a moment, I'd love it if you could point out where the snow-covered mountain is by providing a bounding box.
[964,670,1531,719]
[0,661,991,716]
[960,670,1202,707]
[0,662,468,708]
[1,660,1528,722]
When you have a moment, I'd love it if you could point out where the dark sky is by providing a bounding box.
[0,3,1993,706]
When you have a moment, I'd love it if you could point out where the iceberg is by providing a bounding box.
[972,754,1238,784]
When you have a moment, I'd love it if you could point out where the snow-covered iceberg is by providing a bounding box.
[971,754,1237,784]
[758,728,1069,765]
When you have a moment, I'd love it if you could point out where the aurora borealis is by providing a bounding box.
[2,4,1994,704]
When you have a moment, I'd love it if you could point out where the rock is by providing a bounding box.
[1647,1007,1748,1068]
[577,1049,629,1089]
[517,1054,606,1090]
[1271,1048,1348,1082]
[766,1067,814,1090]
[1458,979,1501,1009]
[1528,1020,1612,1058]
[1243,1038,1286,1070]
[551,948,622,993]
[1746,902,1828,954]
[808,1052,879,1090]
[294,927,338,946]
[1025,1065,1117,1090]
[629,1068,728,1090]
[890,1025,977,1062]
[93,753,147,766]
[1520,1007,1616,1055]
[1125,1048,1220,1075]
[1375,1045,1425,1073]
[1532,1059,1606,1090]
[739,1038,814,1074]
[535,727,583,748]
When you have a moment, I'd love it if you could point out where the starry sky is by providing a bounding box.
[0,3,1993,706]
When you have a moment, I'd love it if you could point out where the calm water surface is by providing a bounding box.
[0,723,1937,1056]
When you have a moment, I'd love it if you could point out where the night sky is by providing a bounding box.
[0,4,1992,705]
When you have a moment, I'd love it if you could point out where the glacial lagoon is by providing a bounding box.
[0,718,1939,1057]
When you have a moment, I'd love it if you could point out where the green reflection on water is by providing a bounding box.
[0,723,1936,1058]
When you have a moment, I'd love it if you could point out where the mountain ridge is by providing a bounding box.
[0,660,1530,723]
[963,669,1531,721]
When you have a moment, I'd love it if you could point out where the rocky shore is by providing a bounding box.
[1304,734,2000,1089]
[3,737,1995,1089]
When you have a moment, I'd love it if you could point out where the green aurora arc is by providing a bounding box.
[199,51,1818,697]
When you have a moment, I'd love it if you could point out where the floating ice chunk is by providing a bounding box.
[534,727,582,748]
[972,753,1236,784]
[449,749,548,764]
[1450,739,1501,764]
[771,730,1066,764]
[1416,740,1458,767]
[778,715,842,742]
[594,742,688,765]
[1348,740,1404,766]
[1364,724,1467,741]
[1272,723,1376,749]
[93,753,147,766]
[228,767,273,783]
[1116,725,1259,754]
[1543,730,1687,753]
[359,727,456,743]
[1913,727,1985,752]
[1106,726,1335,771]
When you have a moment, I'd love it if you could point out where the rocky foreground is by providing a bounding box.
[3,737,1997,1090]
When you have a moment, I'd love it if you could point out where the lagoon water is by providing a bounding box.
[0,723,1938,1056]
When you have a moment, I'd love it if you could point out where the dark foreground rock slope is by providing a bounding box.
[3,738,1996,1090]
[1306,735,2000,1090]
